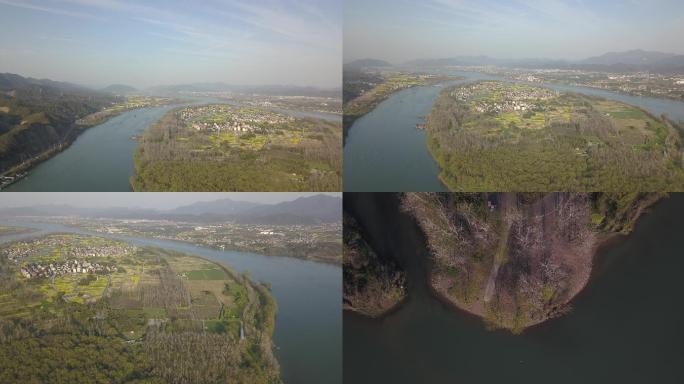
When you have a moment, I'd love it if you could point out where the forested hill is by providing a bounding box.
[0,73,117,175]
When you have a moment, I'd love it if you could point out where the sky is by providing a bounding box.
[0,0,341,88]
[344,0,684,63]
[0,192,341,210]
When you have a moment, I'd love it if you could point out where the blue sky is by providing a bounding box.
[0,0,341,88]
[345,0,684,63]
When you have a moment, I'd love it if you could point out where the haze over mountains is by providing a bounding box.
[0,73,341,99]
[345,50,684,73]
[0,194,342,225]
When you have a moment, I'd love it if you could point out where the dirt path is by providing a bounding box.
[483,193,515,303]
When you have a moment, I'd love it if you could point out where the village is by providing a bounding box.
[178,104,295,135]
[452,81,558,114]
[19,259,117,279]
[2,234,136,281]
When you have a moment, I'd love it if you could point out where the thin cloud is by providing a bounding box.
[0,0,102,19]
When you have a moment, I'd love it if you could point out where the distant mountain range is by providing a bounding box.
[344,58,393,69]
[0,194,342,225]
[354,49,684,73]
[1,72,340,99]
[146,83,340,98]
[100,84,138,95]
[0,73,93,94]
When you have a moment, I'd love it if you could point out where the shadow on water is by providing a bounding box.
[344,193,684,384]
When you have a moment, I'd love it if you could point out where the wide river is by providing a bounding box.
[5,101,339,192]
[0,221,342,384]
[344,193,684,383]
[343,71,684,191]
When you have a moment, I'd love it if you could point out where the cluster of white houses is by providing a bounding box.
[453,82,558,114]
[20,259,117,279]
[4,238,135,264]
[178,105,294,134]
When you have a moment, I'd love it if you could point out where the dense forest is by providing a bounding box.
[343,212,406,317]
[400,192,663,332]
[0,241,280,383]
[131,108,341,191]
[0,73,118,175]
[426,82,684,191]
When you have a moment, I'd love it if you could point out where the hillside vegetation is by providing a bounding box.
[427,81,684,191]
[343,213,406,317]
[0,74,117,175]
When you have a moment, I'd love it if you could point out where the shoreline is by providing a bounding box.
[343,75,463,145]
[343,293,408,319]
[1,100,184,190]
[423,195,665,332]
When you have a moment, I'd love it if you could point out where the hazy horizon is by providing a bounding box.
[345,0,684,63]
[0,192,341,210]
[0,0,341,89]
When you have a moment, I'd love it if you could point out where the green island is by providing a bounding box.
[401,192,663,333]
[426,81,684,191]
[0,233,280,383]
[343,71,460,137]
[131,104,341,191]
[343,213,406,317]
[0,226,34,236]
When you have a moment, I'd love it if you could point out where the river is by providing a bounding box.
[4,101,339,192]
[343,71,684,191]
[0,221,342,384]
[343,193,684,383]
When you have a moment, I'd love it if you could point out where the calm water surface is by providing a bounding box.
[0,221,342,384]
[344,193,684,384]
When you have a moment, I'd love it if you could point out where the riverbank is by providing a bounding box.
[343,74,462,144]
[401,192,665,333]
[0,99,182,184]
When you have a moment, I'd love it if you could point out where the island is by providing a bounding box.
[131,104,342,191]
[0,226,34,236]
[343,212,406,317]
[400,192,662,332]
[0,233,280,383]
[426,81,684,191]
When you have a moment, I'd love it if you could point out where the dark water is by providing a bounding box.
[344,193,684,384]
[5,106,179,191]
[0,222,341,384]
[343,71,684,192]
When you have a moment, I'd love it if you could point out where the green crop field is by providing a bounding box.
[186,268,227,280]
